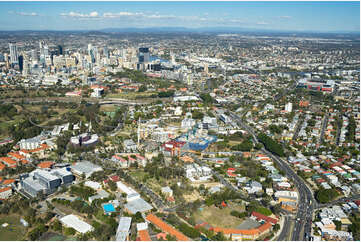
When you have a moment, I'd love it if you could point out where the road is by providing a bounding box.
[230,111,316,241]
[335,113,342,146]
[319,113,329,144]
[277,214,292,241]
[292,114,304,141]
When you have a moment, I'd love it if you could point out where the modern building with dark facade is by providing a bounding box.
[20,168,74,197]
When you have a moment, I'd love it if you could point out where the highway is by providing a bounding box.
[230,111,316,241]
[319,113,329,144]
[335,113,342,146]
[292,114,304,141]
[277,214,292,241]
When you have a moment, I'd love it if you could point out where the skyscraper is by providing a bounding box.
[103,46,109,58]
[9,42,18,64]
[18,55,24,72]
[31,50,38,62]
[138,47,150,63]
[58,45,63,55]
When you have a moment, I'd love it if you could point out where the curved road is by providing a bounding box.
[230,111,316,241]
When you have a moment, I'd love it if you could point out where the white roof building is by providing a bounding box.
[60,214,93,234]
[116,217,132,241]
[84,181,102,190]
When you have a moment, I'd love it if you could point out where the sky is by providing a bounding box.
[0,1,359,32]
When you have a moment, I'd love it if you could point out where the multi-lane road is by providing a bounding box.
[319,113,329,144]
[230,111,316,241]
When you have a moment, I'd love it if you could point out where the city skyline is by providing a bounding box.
[0,1,359,33]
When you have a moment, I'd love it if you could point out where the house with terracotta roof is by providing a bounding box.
[2,179,15,187]
[137,223,151,241]
[38,161,55,169]
[211,222,273,241]
[37,161,55,169]
[19,143,50,159]
[0,163,5,171]
[251,211,278,225]
[20,159,30,165]
[0,187,12,199]
[0,157,17,168]
[146,214,189,241]
[7,152,25,161]
[111,155,129,168]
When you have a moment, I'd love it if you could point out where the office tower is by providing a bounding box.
[88,43,93,55]
[103,46,109,58]
[9,42,19,64]
[23,59,30,75]
[39,41,45,56]
[138,47,150,63]
[4,53,9,68]
[31,50,38,62]
[93,46,98,63]
[44,44,49,56]
[58,45,63,55]
[18,55,24,72]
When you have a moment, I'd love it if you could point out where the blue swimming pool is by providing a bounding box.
[103,203,116,213]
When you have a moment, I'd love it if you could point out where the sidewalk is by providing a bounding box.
[271,214,285,241]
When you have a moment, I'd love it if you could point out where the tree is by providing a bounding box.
[211,232,227,241]
[274,224,280,232]
[166,234,177,241]
[52,220,62,232]
[316,189,338,203]
[199,93,214,104]
[257,133,285,157]
[138,85,147,92]
[64,227,76,236]
[108,180,117,191]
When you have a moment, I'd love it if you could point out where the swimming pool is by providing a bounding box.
[102,203,116,213]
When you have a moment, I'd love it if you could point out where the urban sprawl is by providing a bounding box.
[0,31,359,241]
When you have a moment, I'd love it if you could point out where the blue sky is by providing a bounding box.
[0,1,359,32]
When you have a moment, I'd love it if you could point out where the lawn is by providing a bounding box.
[0,214,27,241]
[106,92,156,100]
[129,170,147,182]
[192,203,245,229]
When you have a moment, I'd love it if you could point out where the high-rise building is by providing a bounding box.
[57,45,63,55]
[39,41,45,56]
[18,55,24,72]
[103,46,109,58]
[9,42,18,64]
[138,47,150,63]
[31,50,38,62]
[4,53,9,68]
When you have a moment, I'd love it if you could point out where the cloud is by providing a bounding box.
[279,16,292,19]
[9,11,38,16]
[103,11,142,18]
[256,21,269,25]
[102,12,176,20]
[60,11,99,18]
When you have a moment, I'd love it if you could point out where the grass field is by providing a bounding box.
[106,92,157,99]
[192,203,245,229]
[0,214,27,241]
[129,170,147,182]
